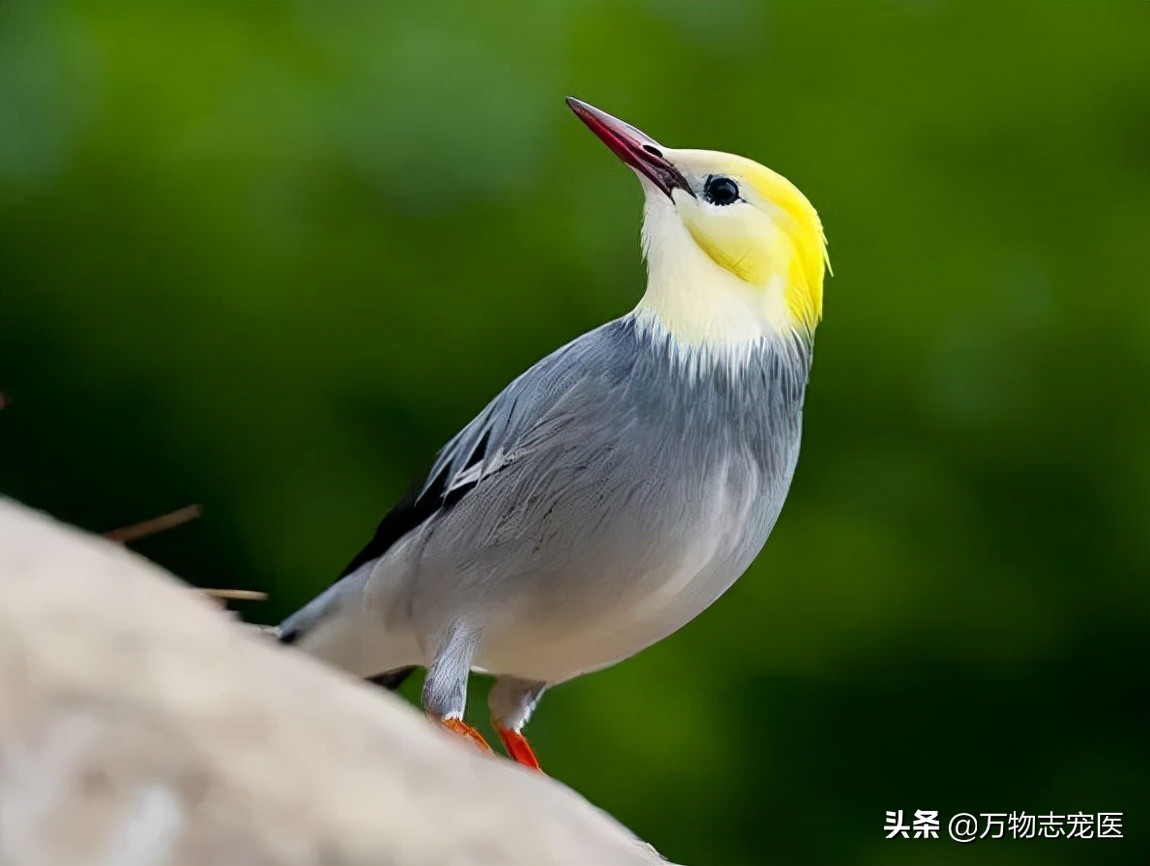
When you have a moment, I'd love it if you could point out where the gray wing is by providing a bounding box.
[338,318,635,578]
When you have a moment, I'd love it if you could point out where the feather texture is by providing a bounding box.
[290,312,812,684]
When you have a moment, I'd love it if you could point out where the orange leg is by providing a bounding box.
[497,727,543,771]
[440,717,494,753]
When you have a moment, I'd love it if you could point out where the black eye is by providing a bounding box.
[704,175,739,206]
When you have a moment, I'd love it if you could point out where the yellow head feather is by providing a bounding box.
[564,98,828,347]
[667,150,829,337]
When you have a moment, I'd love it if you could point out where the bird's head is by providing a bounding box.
[568,97,829,349]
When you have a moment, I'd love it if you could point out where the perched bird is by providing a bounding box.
[278,97,829,771]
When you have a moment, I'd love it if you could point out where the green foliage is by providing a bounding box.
[2,3,1147,864]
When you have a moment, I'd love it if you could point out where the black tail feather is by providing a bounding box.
[366,667,416,691]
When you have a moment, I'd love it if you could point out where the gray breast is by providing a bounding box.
[623,316,811,490]
[407,315,813,643]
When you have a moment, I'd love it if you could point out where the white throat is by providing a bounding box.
[634,189,794,348]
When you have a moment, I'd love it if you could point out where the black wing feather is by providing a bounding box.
[334,319,628,582]
[337,430,491,578]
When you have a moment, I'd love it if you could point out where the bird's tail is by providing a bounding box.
[276,583,339,647]
[275,571,416,691]
[365,667,416,691]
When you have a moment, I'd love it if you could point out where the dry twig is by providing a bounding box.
[104,505,267,613]
[104,504,203,544]
[202,588,268,602]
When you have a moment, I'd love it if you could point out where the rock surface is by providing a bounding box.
[0,499,667,866]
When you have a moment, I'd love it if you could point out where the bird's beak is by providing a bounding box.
[566,97,692,200]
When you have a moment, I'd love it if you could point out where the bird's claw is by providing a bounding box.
[439,717,494,753]
[497,727,543,772]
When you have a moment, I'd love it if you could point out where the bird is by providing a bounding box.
[277,97,829,772]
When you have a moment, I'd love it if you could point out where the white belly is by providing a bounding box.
[473,462,775,683]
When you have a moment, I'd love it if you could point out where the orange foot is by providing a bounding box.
[440,718,493,753]
[497,727,543,772]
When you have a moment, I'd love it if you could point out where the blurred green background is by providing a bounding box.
[2,2,1147,864]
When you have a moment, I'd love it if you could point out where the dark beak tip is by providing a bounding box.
[565,96,594,122]
[564,96,689,200]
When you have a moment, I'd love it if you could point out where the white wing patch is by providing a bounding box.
[444,447,506,494]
